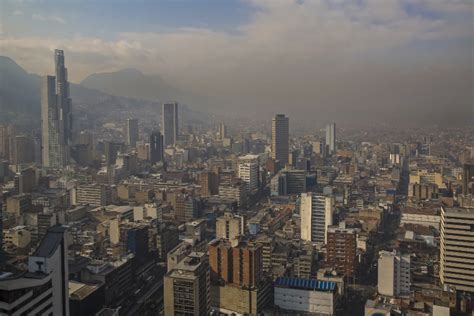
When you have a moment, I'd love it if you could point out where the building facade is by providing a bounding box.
[439,206,474,292]
[150,130,164,163]
[238,154,260,194]
[326,227,358,279]
[378,250,411,297]
[300,193,333,244]
[325,122,336,155]
[126,118,138,147]
[271,114,289,165]
[162,102,178,147]
[164,252,210,316]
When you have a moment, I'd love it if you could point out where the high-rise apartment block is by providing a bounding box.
[238,154,260,194]
[162,102,178,147]
[325,122,336,155]
[126,118,138,147]
[42,49,73,168]
[300,193,334,244]
[378,250,411,297]
[209,239,262,288]
[440,206,474,292]
[271,114,289,165]
[326,226,358,279]
[164,252,210,316]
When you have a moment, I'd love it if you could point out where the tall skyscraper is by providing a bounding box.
[164,252,210,316]
[300,193,333,244]
[41,49,73,168]
[439,206,474,292]
[162,102,178,147]
[271,114,289,165]
[126,118,139,147]
[325,122,336,155]
[150,130,164,163]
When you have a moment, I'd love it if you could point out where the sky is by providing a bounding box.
[1,0,473,125]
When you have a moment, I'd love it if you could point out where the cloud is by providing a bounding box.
[13,10,23,16]
[32,13,65,24]
[2,0,472,125]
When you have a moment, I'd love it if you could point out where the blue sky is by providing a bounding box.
[4,0,255,38]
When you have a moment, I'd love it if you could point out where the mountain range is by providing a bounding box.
[0,56,209,125]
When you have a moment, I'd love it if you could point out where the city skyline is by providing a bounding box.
[0,1,473,315]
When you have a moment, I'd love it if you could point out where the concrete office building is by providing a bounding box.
[75,184,111,207]
[300,193,333,244]
[218,181,248,207]
[378,250,411,297]
[271,114,289,165]
[325,122,336,155]
[126,118,138,147]
[439,206,474,292]
[162,102,178,147]
[0,226,70,315]
[174,194,201,222]
[164,252,210,316]
[238,154,260,194]
[41,50,73,168]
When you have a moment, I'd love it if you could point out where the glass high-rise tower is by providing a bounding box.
[41,49,72,168]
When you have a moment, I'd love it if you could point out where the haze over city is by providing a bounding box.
[1,0,472,125]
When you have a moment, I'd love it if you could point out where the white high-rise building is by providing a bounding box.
[126,118,138,147]
[325,123,336,155]
[238,154,260,194]
[440,206,474,292]
[42,50,73,168]
[272,114,289,165]
[0,225,69,315]
[300,193,334,244]
[162,102,178,147]
[378,250,411,297]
